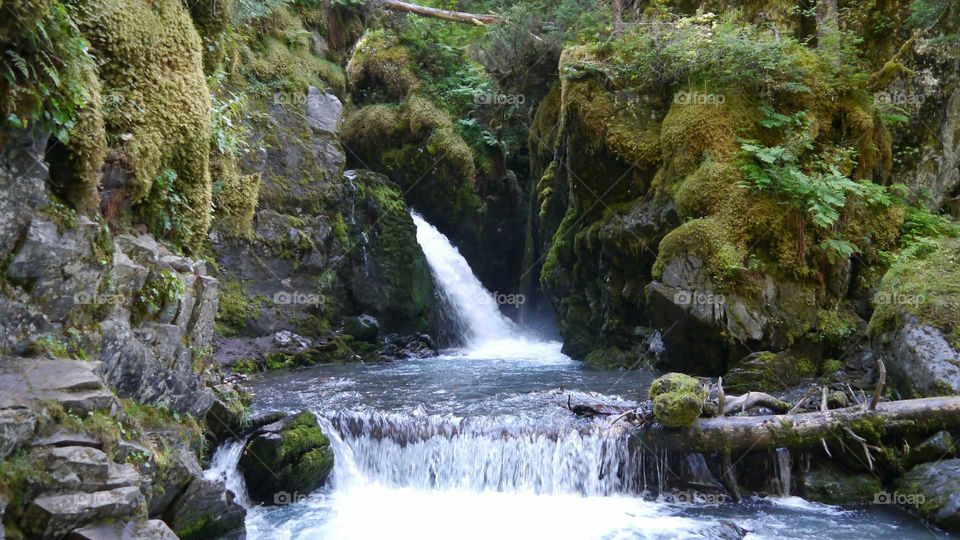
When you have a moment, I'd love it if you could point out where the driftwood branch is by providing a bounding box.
[723,392,790,415]
[633,396,960,452]
[380,0,502,25]
[870,354,887,411]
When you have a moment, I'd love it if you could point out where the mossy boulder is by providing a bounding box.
[648,373,707,428]
[238,412,334,505]
[895,459,960,533]
[869,238,960,397]
[800,465,883,505]
[724,350,817,394]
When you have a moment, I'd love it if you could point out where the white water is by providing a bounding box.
[411,212,518,346]
[205,440,251,508]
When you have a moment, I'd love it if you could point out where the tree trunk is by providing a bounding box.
[612,0,624,37]
[633,396,960,452]
[380,0,502,25]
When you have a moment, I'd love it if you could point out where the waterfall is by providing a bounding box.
[411,212,516,346]
[204,439,251,508]
[317,410,660,497]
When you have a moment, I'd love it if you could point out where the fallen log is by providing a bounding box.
[380,0,502,25]
[632,396,960,452]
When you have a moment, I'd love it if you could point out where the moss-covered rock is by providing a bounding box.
[648,373,707,428]
[238,412,334,505]
[68,0,213,251]
[895,459,960,533]
[801,465,883,505]
[725,350,818,394]
[869,238,960,397]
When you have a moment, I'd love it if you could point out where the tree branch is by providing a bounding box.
[380,0,502,25]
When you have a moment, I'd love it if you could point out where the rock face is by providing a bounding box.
[211,87,439,342]
[895,459,960,533]
[239,412,335,505]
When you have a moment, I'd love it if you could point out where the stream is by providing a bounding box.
[217,213,945,539]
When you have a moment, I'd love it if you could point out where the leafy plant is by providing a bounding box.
[147,169,189,245]
[1,2,95,142]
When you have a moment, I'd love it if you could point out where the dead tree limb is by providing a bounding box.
[870,353,887,411]
[380,0,502,25]
[633,396,960,452]
[723,392,791,415]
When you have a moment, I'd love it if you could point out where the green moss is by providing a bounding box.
[211,151,259,239]
[346,29,420,102]
[725,351,813,393]
[230,358,259,374]
[583,347,643,369]
[649,373,707,428]
[70,0,213,252]
[868,237,960,349]
[40,196,78,233]
[215,279,260,337]
[816,308,863,347]
[652,218,744,287]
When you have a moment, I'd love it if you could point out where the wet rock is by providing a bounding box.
[648,373,707,428]
[907,431,956,467]
[25,487,143,539]
[68,519,177,540]
[273,330,311,349]
[801,465,883,505]
[167,478,246,540]
[344,315,380,342]
[239,411,334,505]
[724,350,817,394]
[381,333,437,360]
[895,459,960,533]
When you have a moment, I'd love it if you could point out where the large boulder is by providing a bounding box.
[869,238,960,397]
[895,459,960,533]
[25,487,143,539]
[724,350,817,394]
[801,465,883,505]
[238,412,334,505]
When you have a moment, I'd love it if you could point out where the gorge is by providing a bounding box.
[0,0,959,538]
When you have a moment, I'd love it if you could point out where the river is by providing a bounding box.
[214,213,945,539]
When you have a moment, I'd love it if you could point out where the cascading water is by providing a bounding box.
[238,213,936,539]
[411,212,516,346]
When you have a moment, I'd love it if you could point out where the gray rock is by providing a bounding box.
[25,486,143,538]
[801,465,883,505]
[908,431,956,467]
[187,274,219,350]
[115,234,162,266]
[646,256,817,375]
[32,430,101,450]
[895,459,960,533]
[875,315,960,397]
[305,87,342,136]
[146,438,201,517]
[0,407,36,459]
[0,359,116,414]
[273,330,311,349]
[98,319,213,416]
[110,251,148,296]
[344,315,380,342]
[168,478,246,540]
[68,519,177,540]
[0,129,49,255]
